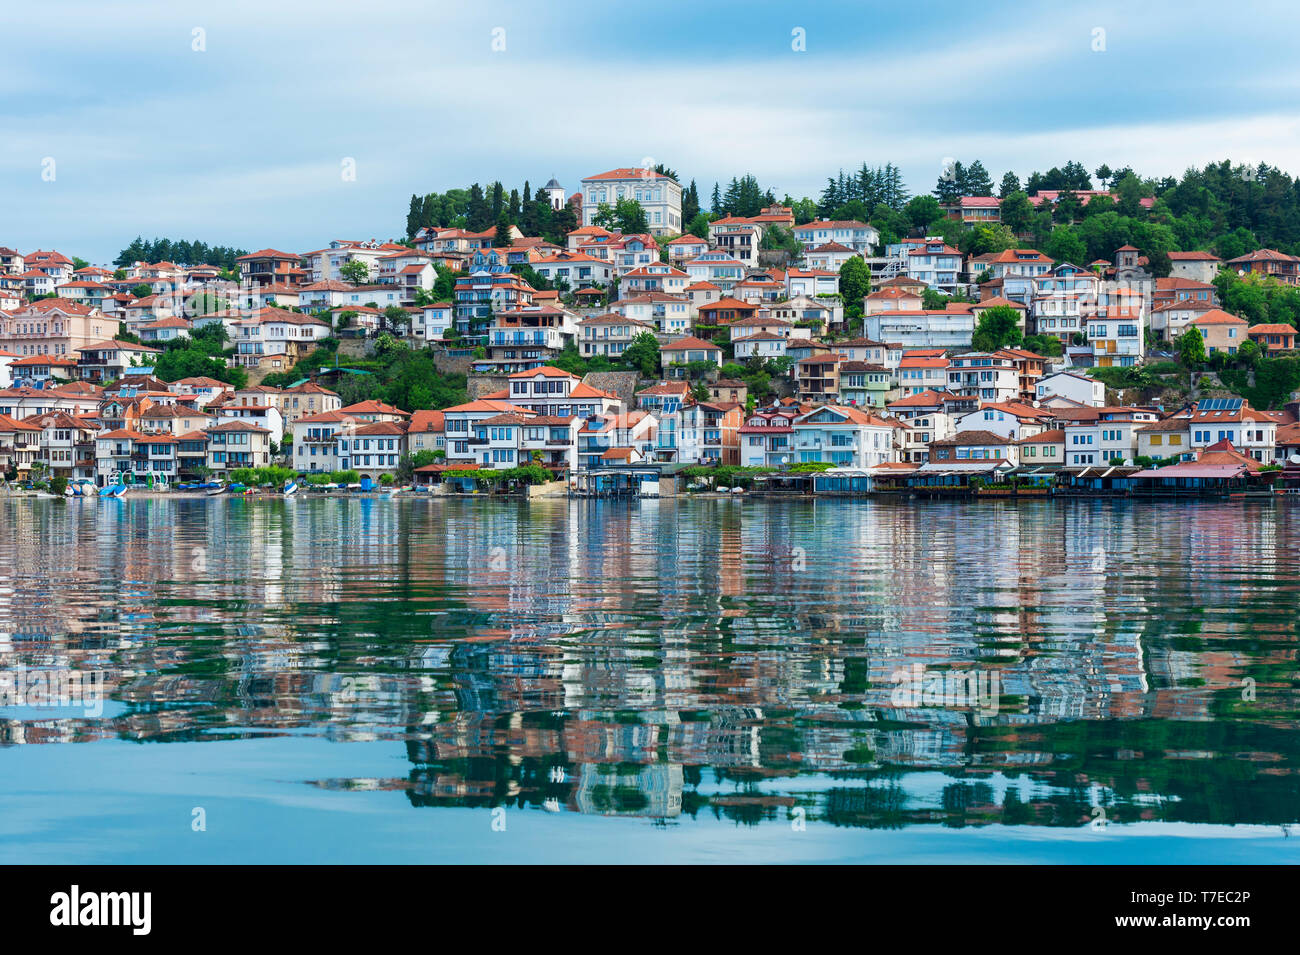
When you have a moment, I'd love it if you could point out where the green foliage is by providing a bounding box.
[622,332,661,378]
[49,475,68,496]
[971,305,1023,352]
[339,259,370,284]
[1177,326,1206,368]
[1021,334,1063,357]
[445,464,551,485]
[838,256,871,306]
[114,237,248,270]
[230,465,297,487]
[130,283,153,298]
[593,197,649,234]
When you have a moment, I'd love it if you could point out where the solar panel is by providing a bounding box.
[1198,398,1242,412]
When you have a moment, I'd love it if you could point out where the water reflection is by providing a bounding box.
[1,496,1297,831]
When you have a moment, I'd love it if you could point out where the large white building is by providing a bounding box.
[580,168,682,235]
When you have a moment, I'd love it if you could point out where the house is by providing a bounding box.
[683,251,746,291]
[731,332,788,362]
[795,353,844,402]
[9,355,80,386]
[296,280,404,314]
[465,413,581,474]
[1134,416,1191,462]
[739,408,797,467]
[532,252,616,291]
[696,297,760,328]
[792,405,897,467]
[578,313,654,359]
[1191,309,1249,356]
[660,336,722,376]
[982,248,1054,281]
[635,382,690,416]
[407,409,445,456]
[336,420,408,479]
[1062,406,1160,466]
[864,286,923,315]
[707,217,764,267]
[666,234,709,265]
[1154,276,1218,307]
[763,295,840,332]
[1247,323,1296,353]
[864,309,974,350]
[953,401,1051,441]
[791,220,880,254]
[205,420,273,474]
[622,263,688,296]
[678,401,744,465]
[1035,371,1105,408]
[581,168,682,235]
[236,249,304,287]
[609,292,692,336]
[138,315,192,343]
[0,413,42,476]
[577,410,658,470]
[906,241,964,295]
[785,268,839,299]
[1166,251,1222,284]
[1184,397,1277,462]
[945,352,1021,403]
[500,366,621,418]
[805,243,858,273]
[291,409,352,473]
[302,239,411,284]
[929,430,1018,466]
[1151,298,1219,340]
[839,362,891,408]
[233,307,331,370]
[1086,287,1146,367]
[482,305,579,374]
[0,299,120,358]
[1225,248,1300,285]
[896,353,950,396]
[1016,428,1066,468]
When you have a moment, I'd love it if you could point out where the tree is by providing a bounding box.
[1043,226,1087,265]
[493,208,513,246]
[682,180,701,225]
[998,171,1021,198]
[1177,326,1206,369]
[622,331,661,378]
[1095,164,1114,189]
[130,283,153,298]
[933,161,964,205]
[961,160,994,197]
[971,305,1024,352]
[1000,191,1034,234]
[838,256,871,309]
[904,195,943,233]
[593,198,649,234]
[340,259,369,285]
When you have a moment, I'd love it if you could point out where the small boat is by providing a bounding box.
[283,480,299,498]
[206,483,226,496]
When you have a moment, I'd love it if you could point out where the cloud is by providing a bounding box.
[3,0,1300,261]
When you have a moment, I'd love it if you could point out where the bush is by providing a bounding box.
[49,475,68,496]
[379,473,394,485]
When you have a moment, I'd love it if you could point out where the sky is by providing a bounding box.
[4,0,1300,264]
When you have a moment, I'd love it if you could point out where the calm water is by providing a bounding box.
[1,495,1298,864]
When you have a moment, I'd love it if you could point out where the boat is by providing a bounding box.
[100,483,127,498]
[283,480,299,498]
[206,483,226,496]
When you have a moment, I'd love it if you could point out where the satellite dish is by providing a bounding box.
[1123,459,1133,466]
[1290,454,1300,465]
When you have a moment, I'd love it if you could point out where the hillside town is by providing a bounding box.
[5,165,1300,499]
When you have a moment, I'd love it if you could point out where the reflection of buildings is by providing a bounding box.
[1,497,1298,828]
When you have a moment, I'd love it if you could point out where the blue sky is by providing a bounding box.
[4,0,1300,263]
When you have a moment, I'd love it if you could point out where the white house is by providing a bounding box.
[1035,371,1105,407]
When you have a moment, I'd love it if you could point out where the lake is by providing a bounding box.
[0,495,1297,864]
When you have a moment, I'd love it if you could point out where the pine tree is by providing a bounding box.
[710,182,722,215]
